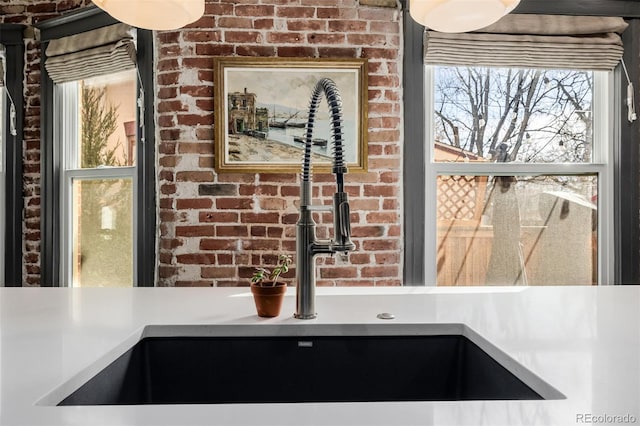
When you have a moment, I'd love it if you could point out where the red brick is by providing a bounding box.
[242,239,281,251]
[158,100,187,113]
[195,99,214,111]
[201,267,237,279]
[368,157,400,169]
[370,21,399,34]
[199,156,214,168]
[235,4,275,16]
[375,252,400,264]
[205,3,234,15]
[267,227,284,238]
[349,253,371,264]
[157,59,179,72]
[241,212,280,224]
[199,211,239,223]
[200,239,239,251]
[316,7,357,19]
[159,155,179,167]
[159,266,179,279]
[307,33,345,44]
[176,226,216,237]
[183,57,215,69]
[27,3,56,13]
[161,184,176,195]
[258,173,297,183]
[178,142,213,154]
[267,32,304,43]
[216,198,254,210]
[217,226,249,237]
[176,171,214,182]
[236,45,277,56]
[382,198,399,210]
[366,212,399,223]
[253,18,275,29]
[251,226,267,237]
[183,29,224,41]
[363,185,397,197]
[287,20,326,31]
[329,20,367,32]
[361,47,398,60]
[350,199,380,211]
[158,72,180,85]
[176,114,213,126]
[318,47,358,58]
[239,184,278,196]
[175,253,217,264]
[361,266,399,278]
[176,198,213,210]
[277,46,317,57]
[320,267,358,279]
[276,6,315,18]
[362,239,399,251]
[351,225,385,238]
[369,74,400,88]
[260,198,287,210]
[195,43,235,56]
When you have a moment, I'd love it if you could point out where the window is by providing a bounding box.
[426,66,612,286]
[56,70,137,286]
[402,7,640,286]
[37,8,155,287]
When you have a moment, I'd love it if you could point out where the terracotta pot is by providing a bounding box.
[250,282,287,317]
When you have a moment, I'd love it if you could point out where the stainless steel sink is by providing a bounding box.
[50,324,564,405]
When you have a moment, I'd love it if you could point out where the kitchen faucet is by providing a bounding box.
[295,78,355,319]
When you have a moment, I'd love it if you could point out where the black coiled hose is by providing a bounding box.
[302,78,347,191]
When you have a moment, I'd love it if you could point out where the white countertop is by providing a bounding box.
[0,286,639,426]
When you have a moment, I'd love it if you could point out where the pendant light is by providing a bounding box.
[92,0,205,31]
[409,0,521,33]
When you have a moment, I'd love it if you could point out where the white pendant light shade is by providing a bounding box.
[92,0,205,31]
[410,0,520,33]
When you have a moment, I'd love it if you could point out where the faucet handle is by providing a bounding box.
[338,201,351,239]
[333,192,355,252]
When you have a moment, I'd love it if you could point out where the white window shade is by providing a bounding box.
[424,15,628,71]
[45,23,136,84]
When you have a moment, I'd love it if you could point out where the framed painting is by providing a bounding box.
[213,57,368,173]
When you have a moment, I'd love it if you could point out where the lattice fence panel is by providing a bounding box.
[437,175,487,221]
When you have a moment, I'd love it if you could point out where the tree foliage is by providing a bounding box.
[434,67,593,163]
[81,86,121,167]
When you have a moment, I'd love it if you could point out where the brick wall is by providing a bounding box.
[1,0,404,287]
[157,0,404,287]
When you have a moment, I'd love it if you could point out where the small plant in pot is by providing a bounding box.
[250,254,292,317]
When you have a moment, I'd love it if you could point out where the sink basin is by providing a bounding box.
[52,324,563,405]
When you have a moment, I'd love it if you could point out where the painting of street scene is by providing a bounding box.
[214,58,367,173]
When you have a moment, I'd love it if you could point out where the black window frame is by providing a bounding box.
[0,24,25,287]
[36,6,156,287]
[403,0,640,285]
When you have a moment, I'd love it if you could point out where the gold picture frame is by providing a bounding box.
[213,57,368,174]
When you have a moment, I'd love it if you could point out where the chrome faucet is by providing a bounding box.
[295,78,355,319]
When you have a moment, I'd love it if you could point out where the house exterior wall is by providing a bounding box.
[1,0,404,287]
